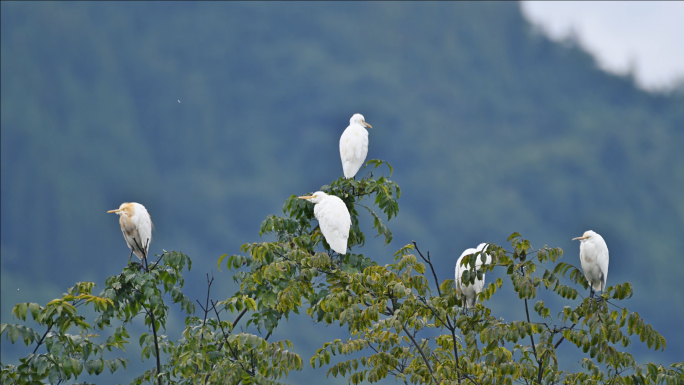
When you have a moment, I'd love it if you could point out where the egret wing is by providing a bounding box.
[339,127,356,163]
[578,243,590,283]
[315,198,351,254]
[119,215,144,259]
[340,125,369,178]
[454,255,465,296]
[598,246,609,289]
[339,126,367,161]
[134,213,153,258]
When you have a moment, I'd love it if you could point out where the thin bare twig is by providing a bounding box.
[32,322,53,354]
[198,274,214,341]
[135,239,163,385]
[517,264,542,385]
[211,301,252,376]
[412,241,442,297]
[400,322,437,384]
[414,241,461,384]
[554,322,577,350]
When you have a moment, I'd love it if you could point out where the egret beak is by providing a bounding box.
[298,196,313,200]
[572,236,588,241]
[108,209,123,214]
[364,121,372,128]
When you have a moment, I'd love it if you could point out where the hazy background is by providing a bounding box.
[2,2,683,383]
[522,1,684,91]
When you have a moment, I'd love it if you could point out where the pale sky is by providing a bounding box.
[521,1,684,92]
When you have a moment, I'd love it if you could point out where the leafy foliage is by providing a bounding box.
[2,162,682,384]
[1,283,126,384]
[220,166,681,385]
[305,233,680,385]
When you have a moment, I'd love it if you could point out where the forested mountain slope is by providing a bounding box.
[2,2,683,379]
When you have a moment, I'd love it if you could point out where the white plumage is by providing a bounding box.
[339,113,372,179]
[298,191,351,254]
[108,202,153,260]
[455,243,491,310]
[573,230,609,294]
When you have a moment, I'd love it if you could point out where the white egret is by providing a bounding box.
[455,243,491,312]
[298,191,351,254]
[339,113,372,179]
[108,202,153,261]
[573,230,609,296]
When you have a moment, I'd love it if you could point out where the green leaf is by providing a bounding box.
[63,357,73,378]
[12,303,28,321]
[8,325,19,343]
[35,356,49,375]
[105,358,121,373]
[359,205,393,245]
[364,159,393,176]
[48,366,60,383]
[28,303,41,321]
[217,254,228,271]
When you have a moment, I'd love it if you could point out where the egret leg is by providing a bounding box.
[460,300,471,316]
[128,250,134,264]
[132,237,147,260]
[329,250,341,268]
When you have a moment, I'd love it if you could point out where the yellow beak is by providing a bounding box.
[107,209,123,213]
[298,196,313,200]
[364,121,372,128]
[572,236,588,241]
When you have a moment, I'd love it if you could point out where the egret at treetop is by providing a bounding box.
[340,113,372,179]
[108,202,153,261]
[455,243,492,312]
[573,230,609,296]
[298,191,351,254]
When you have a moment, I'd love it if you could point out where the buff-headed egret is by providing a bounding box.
[455,243,491,312]
[573,230,609,296]
[298,191,351,254]
[340,113,372,179]
[108,202,153,261]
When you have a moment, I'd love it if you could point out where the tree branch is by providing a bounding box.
[414,241,461,383]
[522,265,541,385]
[198,274,214,342]
[412,241,442,296]
[194,274,214,379]
[554,323,576,350]
[401,323,437,384]
[211,302,252,376]
[32,321,53,354]
[139,300,162,385]
[139,245,163,385]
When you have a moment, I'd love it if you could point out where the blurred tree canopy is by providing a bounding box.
[2,1,683,379]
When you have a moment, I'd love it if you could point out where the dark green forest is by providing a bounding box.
[2,2,683,383]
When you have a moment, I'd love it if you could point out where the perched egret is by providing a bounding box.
[339,113,372,179]
[298,191,351,254]
[108,202,153,261]
[455,243,491,312]
[573,230,609,296]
